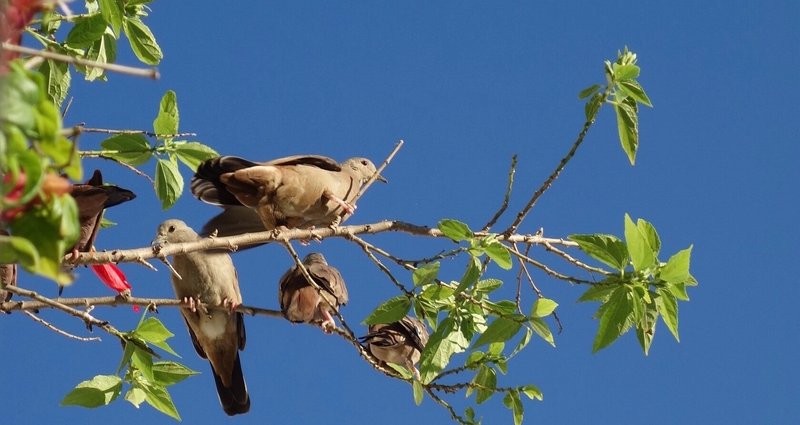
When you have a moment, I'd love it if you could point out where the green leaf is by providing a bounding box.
[0,235,39,266]
[472,365,497,404]
[65,14,108,49]
[131,347,155,382]
[152,361,199,386]
[124,386,147,408]
[660,245,693,284]
[385,363,413,379]
[568,234,628,271]
[412,262,440,287]
[578,282,619,303]
[584,92,603,121]
[454,255,481,295]
[503,390,524,425]
[655,288,679,342]
[438,219,473,242]
[154,157,183,209]
[509,327,532,358]
[363,295,411,325]
[84,31,117,81]
[99,217,117,229]
[521,384,543,401]
[667,282,690,301]
[476,278,502,294]
[529,317,554,347]
[173,142,218,171]
[135,317,174,343]
[412,380,424,406]
[153,90,179,136]
[530,298,558,318]
[592,286,634,353]
[419,317,458,383]
[614,98,639,165]
[617,80,652,107]
[141,383,181,421]
[61,375,122,408]
[578,84,601,99]
[38,59,71,107]
[123,17,163,65]
[100,134,153,166]
[613,63,640,81]
[485,241,512,270]
[473,316,523,349]
[636,298,658,355]
[624,214,655,271]
[636,218,660,257]
[98,0,123,36]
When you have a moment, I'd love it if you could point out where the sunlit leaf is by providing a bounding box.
[363,295,411,325]
[61,375,122,408]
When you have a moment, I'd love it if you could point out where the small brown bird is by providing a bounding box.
[152,219,250,416]
[360,316,430,379]
[0,237,16,311]
[69,169,136,258]
[191,155,385,231]
[278,252,348,332]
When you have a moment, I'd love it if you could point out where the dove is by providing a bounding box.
[360,315,429,379]
[191,154,385,231]
[278,252,348,332]
[152,219,250,416]
[69,169,136,258]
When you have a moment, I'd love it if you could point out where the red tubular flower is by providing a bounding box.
[90,263,138,312]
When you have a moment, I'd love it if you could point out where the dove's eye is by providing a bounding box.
[361,159,368,166]
[168,225,176,233]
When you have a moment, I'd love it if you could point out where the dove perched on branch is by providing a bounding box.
[152,219,250,416]
[360,316,429,379]
[191,155,385,232]
[278,252,348,332]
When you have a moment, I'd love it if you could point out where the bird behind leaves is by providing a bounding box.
[153,219,250,416]
[360,316,430,379]
[191,154,385,232]
[278,252,349,332]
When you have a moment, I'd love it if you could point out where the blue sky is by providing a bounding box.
[2,1,799,424]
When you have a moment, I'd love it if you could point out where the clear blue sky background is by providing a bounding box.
[2,1,798,424]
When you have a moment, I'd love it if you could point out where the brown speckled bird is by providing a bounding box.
[152,219,250,416]
[278,252,348,332]
[360,316,429,379]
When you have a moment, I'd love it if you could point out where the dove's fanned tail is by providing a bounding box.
[192,156,259,206]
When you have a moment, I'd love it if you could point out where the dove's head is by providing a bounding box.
[303,252,328,266]
[152,219,199,251]
[342,157,388,184]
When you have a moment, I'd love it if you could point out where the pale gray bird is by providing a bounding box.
[152,219,250,416]
[278,252,348,332]
[360,316,430,379]
[191,155,386,232]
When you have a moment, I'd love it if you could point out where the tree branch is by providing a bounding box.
[0,42,159,79]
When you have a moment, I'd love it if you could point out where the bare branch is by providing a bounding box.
[504,86,612,235]
[1,42,159,79]
[66,220,578,266]
[351,139,404,206]
[507,243,596,284]
[23,311,102,342]
[542,240,611,275]
[482,154,518,231]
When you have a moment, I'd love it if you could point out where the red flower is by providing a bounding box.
[91,263,139,312]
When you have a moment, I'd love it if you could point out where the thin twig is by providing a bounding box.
[424,388,469,425]
[78,152,155,183]
[542,240,610,275]
[351,140,404,205]
[346,233,414,296]
[515,243,563,333]
[1,42,159,79]
[507,244,596,284]
[68,127,197,139]
[504,86,612,235]
[482,154,517,231]
[23,311,102,342]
